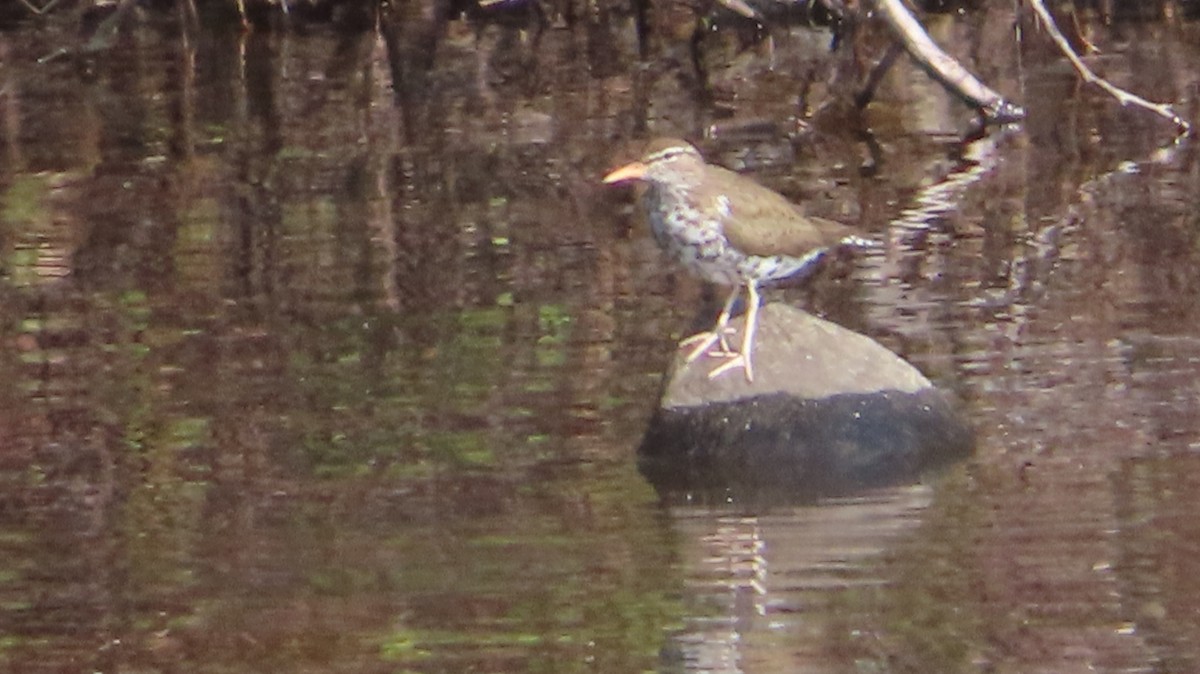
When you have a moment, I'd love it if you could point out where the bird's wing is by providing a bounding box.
[704,169,857,258]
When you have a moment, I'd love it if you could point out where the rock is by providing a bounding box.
[638,303,973,504]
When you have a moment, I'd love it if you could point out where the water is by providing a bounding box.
[2,2,1200,672]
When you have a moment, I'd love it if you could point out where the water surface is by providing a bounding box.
[2,3,1200,672]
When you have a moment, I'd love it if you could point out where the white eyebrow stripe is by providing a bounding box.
[645,146,696,162]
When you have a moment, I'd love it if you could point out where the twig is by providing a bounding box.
[1027,0,1190,134]
[17,0,64,15]
[856,41,904,110]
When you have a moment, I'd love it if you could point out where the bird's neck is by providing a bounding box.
[647,176,701,212]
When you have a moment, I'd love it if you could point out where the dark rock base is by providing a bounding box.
[639,387,973,505]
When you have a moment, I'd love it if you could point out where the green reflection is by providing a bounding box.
[426,430,495,466]
[0,175,52,228]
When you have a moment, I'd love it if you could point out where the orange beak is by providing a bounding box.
[602,161,647,184]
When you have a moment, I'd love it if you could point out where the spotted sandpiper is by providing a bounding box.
[603,138,870,382]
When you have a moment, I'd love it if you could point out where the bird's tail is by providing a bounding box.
[839,234,881,249]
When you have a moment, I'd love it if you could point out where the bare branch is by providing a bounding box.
[1027,0,1190,134]
[17,0,64,15]
[870,0,1024,125]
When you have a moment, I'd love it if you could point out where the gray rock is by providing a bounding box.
[639,303,972,504]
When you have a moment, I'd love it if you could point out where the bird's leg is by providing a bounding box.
[740,283,760,381]
[708,286,741,354]
[680,286,740,362]
[708,283,760,382]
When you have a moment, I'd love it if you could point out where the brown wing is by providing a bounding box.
[699,165,857,257]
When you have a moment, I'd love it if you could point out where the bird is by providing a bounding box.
[602,137,870,382]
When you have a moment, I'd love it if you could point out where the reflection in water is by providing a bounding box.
[663,485,933,674]
[1116,454,1200,674]
[0,18,683,671]
[2,1,1200,673]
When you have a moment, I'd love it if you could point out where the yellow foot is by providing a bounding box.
[706,351,754,382]
[679,328,736,362]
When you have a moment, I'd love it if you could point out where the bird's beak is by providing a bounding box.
[602,161,647,184]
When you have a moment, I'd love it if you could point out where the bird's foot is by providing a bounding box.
[680,328,736,362]
[706,351,754,382]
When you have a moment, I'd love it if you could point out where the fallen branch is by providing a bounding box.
[1027,0,1190,134]
[870,0,1025,125]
